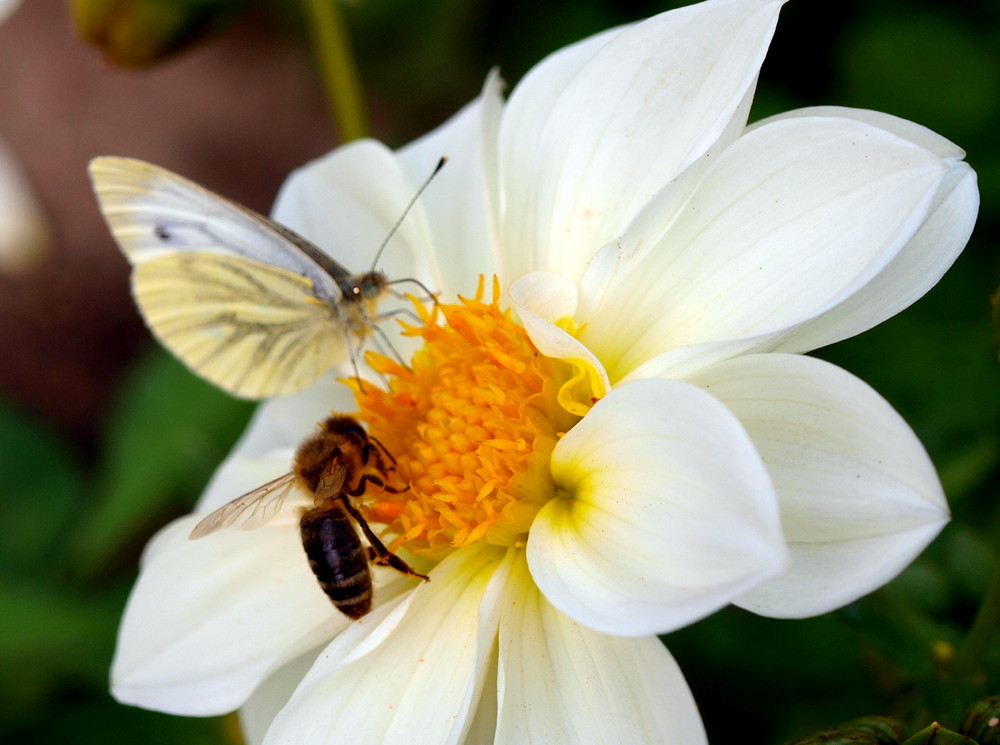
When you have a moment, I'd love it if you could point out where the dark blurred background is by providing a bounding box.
[0,0,997,743]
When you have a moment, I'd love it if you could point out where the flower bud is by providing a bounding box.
[785,717,910,744]
[900,723,975,745]
[959,695,1000,744]
[71,0,250,67]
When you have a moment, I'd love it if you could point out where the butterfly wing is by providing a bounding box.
[89,157,364,398]
[133,251,351,398]
[89,156,352,300]
[189,472,301,539]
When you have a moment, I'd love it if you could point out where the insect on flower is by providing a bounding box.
[89,156,443,398]
[190,415,429,619]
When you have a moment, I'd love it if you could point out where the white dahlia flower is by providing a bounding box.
[111,0,978,743]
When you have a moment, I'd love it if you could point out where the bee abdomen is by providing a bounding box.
[300,507,372,619]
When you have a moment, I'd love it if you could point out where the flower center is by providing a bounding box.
[350,278,578,559]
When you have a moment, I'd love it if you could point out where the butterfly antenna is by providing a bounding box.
[369,156,448,273]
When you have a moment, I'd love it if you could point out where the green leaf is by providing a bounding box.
[4,698,235,745]
[0,578,124,718]
[0,401,84,575]
[837,11,999,140]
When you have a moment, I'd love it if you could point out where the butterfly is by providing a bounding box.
[89,156,440,398]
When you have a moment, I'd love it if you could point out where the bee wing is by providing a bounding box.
[189,472,301,539]
[89,157,361,399]
[89,157,353,301]
[132,251,348,398]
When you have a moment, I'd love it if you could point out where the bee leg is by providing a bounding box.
[367,435,398,467]
[349,472,408,496]
[360,440,393,471]
[339,496,429,582]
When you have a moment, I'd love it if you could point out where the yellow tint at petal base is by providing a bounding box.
[351,279,580,559]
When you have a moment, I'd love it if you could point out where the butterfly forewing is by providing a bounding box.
[90,157,349,299]
[89,156,395,399]
[189,472,300,539]
[134,252,348,398]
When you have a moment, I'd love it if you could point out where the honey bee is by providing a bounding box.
[189,415,428,619]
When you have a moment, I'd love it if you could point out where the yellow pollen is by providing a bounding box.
[350,277,574,559]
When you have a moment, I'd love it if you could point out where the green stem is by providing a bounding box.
[300,0,368,142]
[953,552,1000,678]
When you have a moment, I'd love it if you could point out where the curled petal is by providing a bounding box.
[498,0,785,281]
[262,544,510,745]
[496,555,707,745]
[528,378,786,637]
[112,516,344,716]
[509,271,609,414]
[581,115,951,381]
[687,354,949,617]
[751,106,969,162]
[756,108,978,353]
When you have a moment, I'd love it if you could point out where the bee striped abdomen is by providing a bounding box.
[299,506,372,619]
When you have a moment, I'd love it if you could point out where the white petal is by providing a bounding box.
[751,106,968,162]
[219,375,356,461]
[195,451,299,515]
[496,24,624,281]
[498,0,785,282]
[271,140,432,297]
[778,163,976,353]
[755,108,978,352]
[112,516,344,715]
[0,0,22,24]
[581,116,950,381]
[0,138,50,274]
[496,555,707,745]
[509,271,609,413]
[464,646,500,745]
[263,544,510,745]
[192,376,358,515]
[528,378,786,637]
[396,71,505,297]
[240,649,322,745]
[687,354,949,617]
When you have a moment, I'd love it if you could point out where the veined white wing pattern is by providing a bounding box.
[90,157,389,399]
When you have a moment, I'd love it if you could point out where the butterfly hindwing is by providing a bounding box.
[133,251,349,398]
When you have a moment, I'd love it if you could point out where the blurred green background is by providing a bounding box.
[0,0,998,743]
